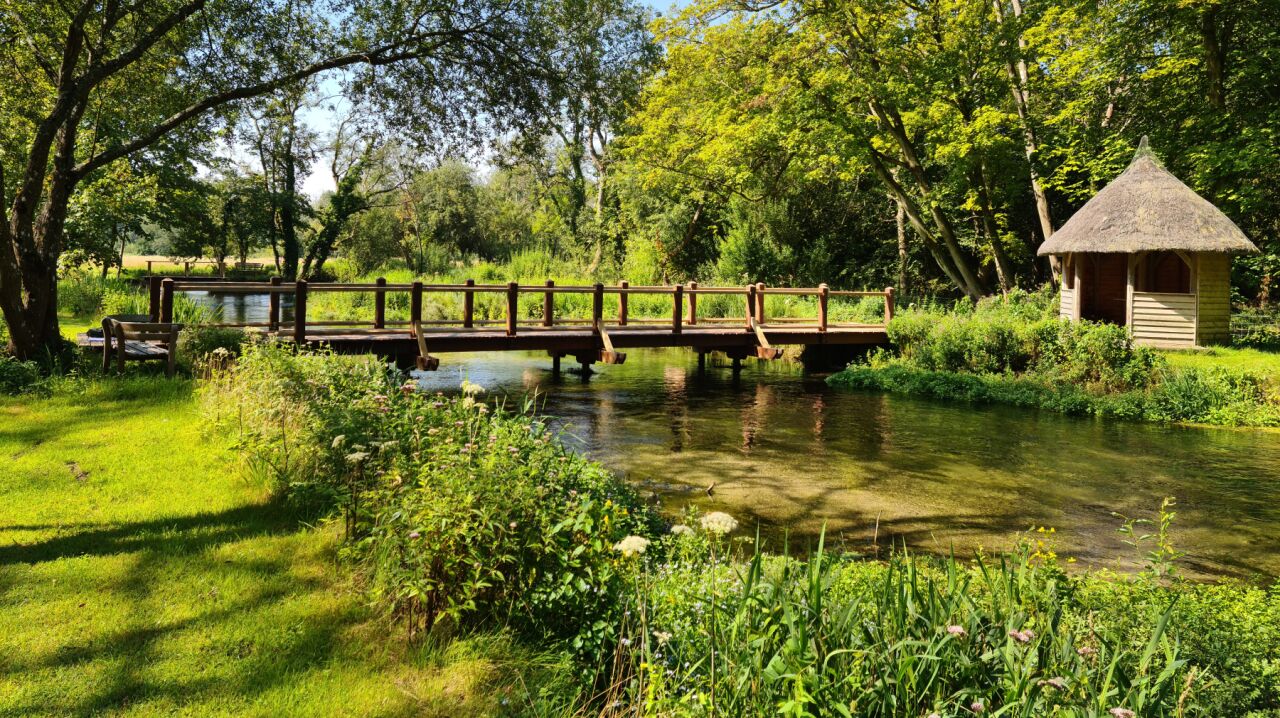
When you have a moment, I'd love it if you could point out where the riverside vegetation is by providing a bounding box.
[829,289,1280,427]
[189,341,1279,716]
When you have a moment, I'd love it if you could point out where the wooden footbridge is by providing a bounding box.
[148,277,891,371]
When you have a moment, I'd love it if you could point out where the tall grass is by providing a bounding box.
[614,524,1189,717]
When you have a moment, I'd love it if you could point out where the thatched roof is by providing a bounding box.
[1038,137,1259,256]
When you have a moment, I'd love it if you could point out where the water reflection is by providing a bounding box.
[411,349,1280,579]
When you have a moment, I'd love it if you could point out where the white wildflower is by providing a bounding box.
[652,630,672,644]
[345,451,370,464]
[669,524,694,536]
[613,535,650,557]
[461,380,486,396]
[331,435,346,449]
[700,512,738,535]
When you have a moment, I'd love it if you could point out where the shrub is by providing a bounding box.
[203,343,653,662]
[179,326,246,372]
[0,355,43,395]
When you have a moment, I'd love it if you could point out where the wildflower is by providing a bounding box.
[415,415,424,422]
[331,435,346,449]
[620,638,631,647]
[461,380,485,396]
[462,396,476,409]
[478,405,489,414]
[408,531,420,539]
[345,451,370,464]
[929,714,941,718]
[613,535,651,557]
[970,701,984,714]
[1109,709,1135,718]
[400,381,416,395]
[1008,629,1034,644]
[670,524,694,536]
[947,625,967,637]
[509,521,517,529]
[700,512,738,535]
[427,428,439,436]
[652,630,672,644]
[1077,646,1097,657]
[1039,677,1068,691]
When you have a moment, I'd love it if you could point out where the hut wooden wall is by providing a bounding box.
[1131,292,1197,346]
[1196,253,1231,345]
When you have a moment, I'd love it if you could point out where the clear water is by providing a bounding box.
[190,291,1280,578]
[410,350,1280,579]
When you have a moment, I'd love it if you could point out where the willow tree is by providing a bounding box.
[0,0,559,360]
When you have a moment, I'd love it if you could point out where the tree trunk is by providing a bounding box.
[895,194,908,295]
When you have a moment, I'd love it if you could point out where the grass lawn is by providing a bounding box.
[1159,345,1280,376]
[0,377,572,717]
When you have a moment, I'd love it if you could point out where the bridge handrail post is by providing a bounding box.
[160,278,175,323]
[269,276,282,331]
[755,282,766,325]
[592,282,604,330]
[884,286,895,325]
[464,279,475,328]
[687,281,698,325]
[506,282,519,336]
[411,281,423,334]
[618,281,629,326]
[745,285,755,330]
[293,280,308,343]
[673,284,683,335]
[374,277,387,329]
[148,276,162,322]
[544,280,555,327]
[818,283,829,332]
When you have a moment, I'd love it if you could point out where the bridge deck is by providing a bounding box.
[295,324,886,359]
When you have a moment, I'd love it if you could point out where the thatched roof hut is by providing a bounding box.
[1038,137,1259,347]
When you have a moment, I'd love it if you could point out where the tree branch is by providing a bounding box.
[74,39,445,178]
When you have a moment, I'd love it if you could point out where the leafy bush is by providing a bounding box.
[0,355,43,395]
[203,343,653,661]
[178,326,246,371]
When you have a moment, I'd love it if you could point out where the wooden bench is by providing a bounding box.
[102,319,183,377]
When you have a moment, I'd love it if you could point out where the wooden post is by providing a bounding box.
[673,284,684,334]
[745,285,756,329]
[184,261,191,276]
[506,281,519,336]
[160,278,174,323]
[411,281,423,331]
[593,282,604,329]
[818,283,829,332]
[374,276,387,329]
[544,280,555,327]
[293,280,308,343]
[148,276,162,321]
[146,260,153,276]
[688,281,698,325]
[884,286,895,324]
[463,278,475,328]
[618,281,629,326]
[269,275,282,331]
[755,282,766,325]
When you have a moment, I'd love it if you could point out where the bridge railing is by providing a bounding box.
[153,277,894,341]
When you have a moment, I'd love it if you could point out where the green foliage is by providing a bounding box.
[202,344,654,662]
[620,527,1201,717]
[0,355,43,395]
[833,299,1280,426]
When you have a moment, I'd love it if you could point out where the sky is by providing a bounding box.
[295,0,685,200]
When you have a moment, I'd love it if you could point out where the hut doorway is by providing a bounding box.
[1135,251,1192,294]
[1076,254,1129,325]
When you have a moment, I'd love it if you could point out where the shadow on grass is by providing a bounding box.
[0,499,295,566]
[0,494,427,718]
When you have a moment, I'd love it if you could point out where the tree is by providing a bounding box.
[64,161,158,277]
[0,0,561,359]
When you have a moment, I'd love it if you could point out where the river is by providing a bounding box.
[193,292,1280,578]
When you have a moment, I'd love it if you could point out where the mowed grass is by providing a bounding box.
[0,377,577,717]
[1159,345,1280,376]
